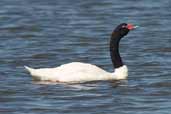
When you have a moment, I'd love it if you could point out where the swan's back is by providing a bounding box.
[25,62,113,82]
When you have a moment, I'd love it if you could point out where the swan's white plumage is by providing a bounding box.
[25,62,128,83]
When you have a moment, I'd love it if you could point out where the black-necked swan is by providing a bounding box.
[25,23,138,83]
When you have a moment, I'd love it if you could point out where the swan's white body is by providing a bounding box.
[25,62,128,83]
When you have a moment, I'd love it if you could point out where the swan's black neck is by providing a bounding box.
[110,31,124,69]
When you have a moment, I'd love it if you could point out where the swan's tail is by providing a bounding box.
[24,66,43,80]
[24,66,35,74]
[24,66,55,81]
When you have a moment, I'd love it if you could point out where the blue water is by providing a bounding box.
[0,0,171,114]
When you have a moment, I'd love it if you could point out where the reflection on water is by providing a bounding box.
[0,0,171,114]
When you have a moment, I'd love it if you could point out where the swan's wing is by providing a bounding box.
[24,62,114,82]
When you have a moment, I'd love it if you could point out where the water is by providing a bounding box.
[0,0,171,114]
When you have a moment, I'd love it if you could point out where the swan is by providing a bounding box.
[25,23,138,83]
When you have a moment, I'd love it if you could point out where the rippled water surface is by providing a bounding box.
[0,0,171,114]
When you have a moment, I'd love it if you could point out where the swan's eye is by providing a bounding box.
[122,25,127,28]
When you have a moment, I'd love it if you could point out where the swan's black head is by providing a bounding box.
[113,23,136,37]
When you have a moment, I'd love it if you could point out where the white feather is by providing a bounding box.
[25,62,128,83]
